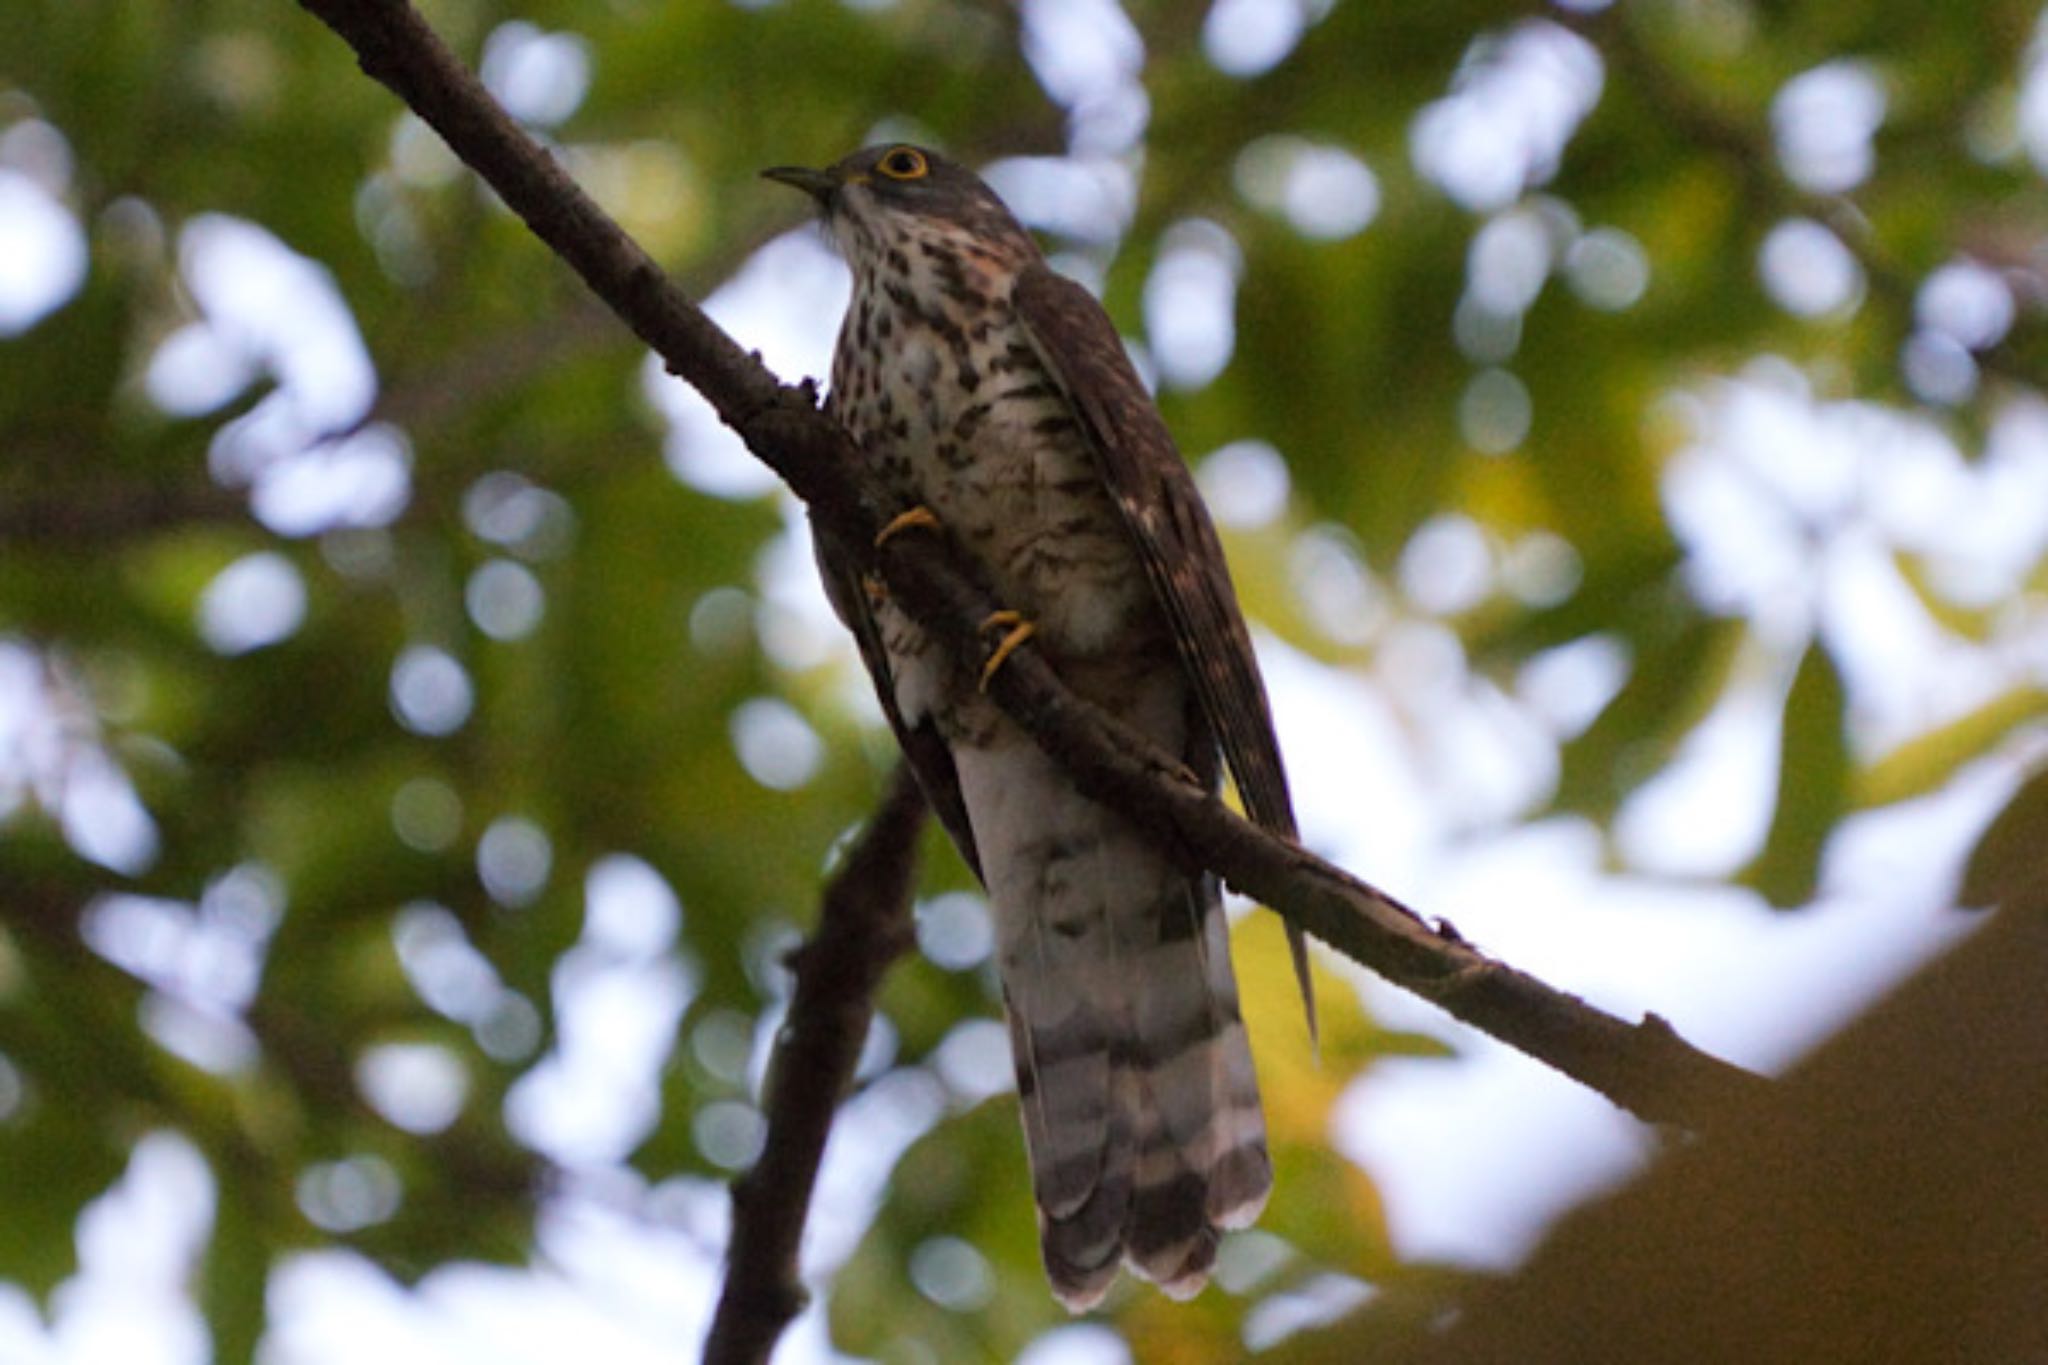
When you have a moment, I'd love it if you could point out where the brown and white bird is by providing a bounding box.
[765,144,1308,1310]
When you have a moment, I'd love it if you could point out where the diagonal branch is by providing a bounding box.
[295,0,1775,1120]
[704,762,928,1365]
[295,0,1776,1128]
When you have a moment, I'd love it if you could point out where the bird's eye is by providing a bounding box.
[876,146,929,181]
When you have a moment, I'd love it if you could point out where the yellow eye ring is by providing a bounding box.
[876,146,929,181]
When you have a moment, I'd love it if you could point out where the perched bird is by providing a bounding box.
[765,144,1308,1310]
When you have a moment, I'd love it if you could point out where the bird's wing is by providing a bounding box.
[814,528,983,882]
[1012,261,1312,1030]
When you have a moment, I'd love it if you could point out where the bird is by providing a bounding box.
[764,143,1309,1310]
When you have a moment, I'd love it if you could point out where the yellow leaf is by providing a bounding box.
[1234,910,1372,1146]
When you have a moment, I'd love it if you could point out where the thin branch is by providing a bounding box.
[0,482,249,543]
[353,291,622,441]
[292,0,1777,1128]
[1578,6,2044,392]
[288,14,1785,1365]
[704,763,928,1365]
[6,873,537,1250]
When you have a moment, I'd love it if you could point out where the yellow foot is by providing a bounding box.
[875,505,940,548]
[978,610,1036,691]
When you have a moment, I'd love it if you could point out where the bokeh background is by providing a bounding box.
[2,0,2044,1360]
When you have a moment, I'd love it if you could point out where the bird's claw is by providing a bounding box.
[875,505,941,549]
[978,610,1036,691]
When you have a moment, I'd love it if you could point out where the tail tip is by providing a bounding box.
[1207,1145,1275,1231]
[1048,1267,1116,1315]
[1154,1266,1211,1302]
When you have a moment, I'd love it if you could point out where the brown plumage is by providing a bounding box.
[765,144,1307,1309]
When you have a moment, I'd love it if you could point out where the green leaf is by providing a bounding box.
[1743,639,1851,910]
[1858,686,2048,811]
[201,1184,270,1365]
[1553,610,1745,822]
[0,1101,125,1298]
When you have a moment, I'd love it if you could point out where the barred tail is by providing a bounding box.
[958,736,1270,1310]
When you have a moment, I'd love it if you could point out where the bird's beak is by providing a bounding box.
[760,164,840,204]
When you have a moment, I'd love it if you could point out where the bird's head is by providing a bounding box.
[763,144,1039,280]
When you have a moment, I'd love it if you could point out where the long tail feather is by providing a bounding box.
[957,734,1270,1311]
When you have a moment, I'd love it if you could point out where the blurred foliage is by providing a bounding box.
[2,0,2046,1359]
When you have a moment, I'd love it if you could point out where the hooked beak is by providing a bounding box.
[760,164,840,204]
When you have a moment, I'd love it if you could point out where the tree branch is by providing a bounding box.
[0,482,249,543]
[290,11,1783,1361]
[704,763,927,1365]
[292,0,1776,1127]
[1575,6,2044,393]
